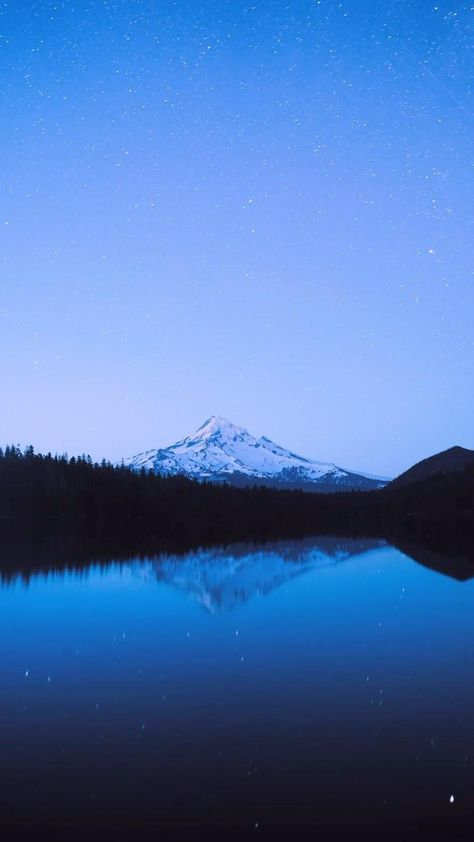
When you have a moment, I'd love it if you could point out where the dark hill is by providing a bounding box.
[390,446,474,489]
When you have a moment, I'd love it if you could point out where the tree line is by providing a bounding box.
[0,444,472,573]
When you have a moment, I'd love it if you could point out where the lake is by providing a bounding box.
[1,536,473,840]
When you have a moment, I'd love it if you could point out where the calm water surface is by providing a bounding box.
[1,537,474,840]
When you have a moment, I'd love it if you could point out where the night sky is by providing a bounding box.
[1,0,472,476]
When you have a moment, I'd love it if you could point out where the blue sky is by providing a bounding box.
[0,0,473,475]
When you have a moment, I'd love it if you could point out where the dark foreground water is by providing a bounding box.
[1,536,474,840]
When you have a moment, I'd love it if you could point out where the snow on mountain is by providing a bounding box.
[127,416,388,492]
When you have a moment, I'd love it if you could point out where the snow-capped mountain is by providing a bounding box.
[127,416,388,492]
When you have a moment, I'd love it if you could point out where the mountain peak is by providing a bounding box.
[127,417,387,492]
[196,416,243,436]
[189,416,254,448]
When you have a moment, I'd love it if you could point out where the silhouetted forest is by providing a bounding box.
[0,444,473,578]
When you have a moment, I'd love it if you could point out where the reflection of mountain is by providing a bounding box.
[394,538,474,582]
[137,537,386,612]
[390,445,474,488]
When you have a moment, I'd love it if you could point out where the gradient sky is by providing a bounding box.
[0,0,473,476]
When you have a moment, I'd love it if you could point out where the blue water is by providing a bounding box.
[1,537,474,840]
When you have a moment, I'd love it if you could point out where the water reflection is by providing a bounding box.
[2,532,473,595]
[394,538,474,582]
[1,537,474,840]
[142,536,386,612]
